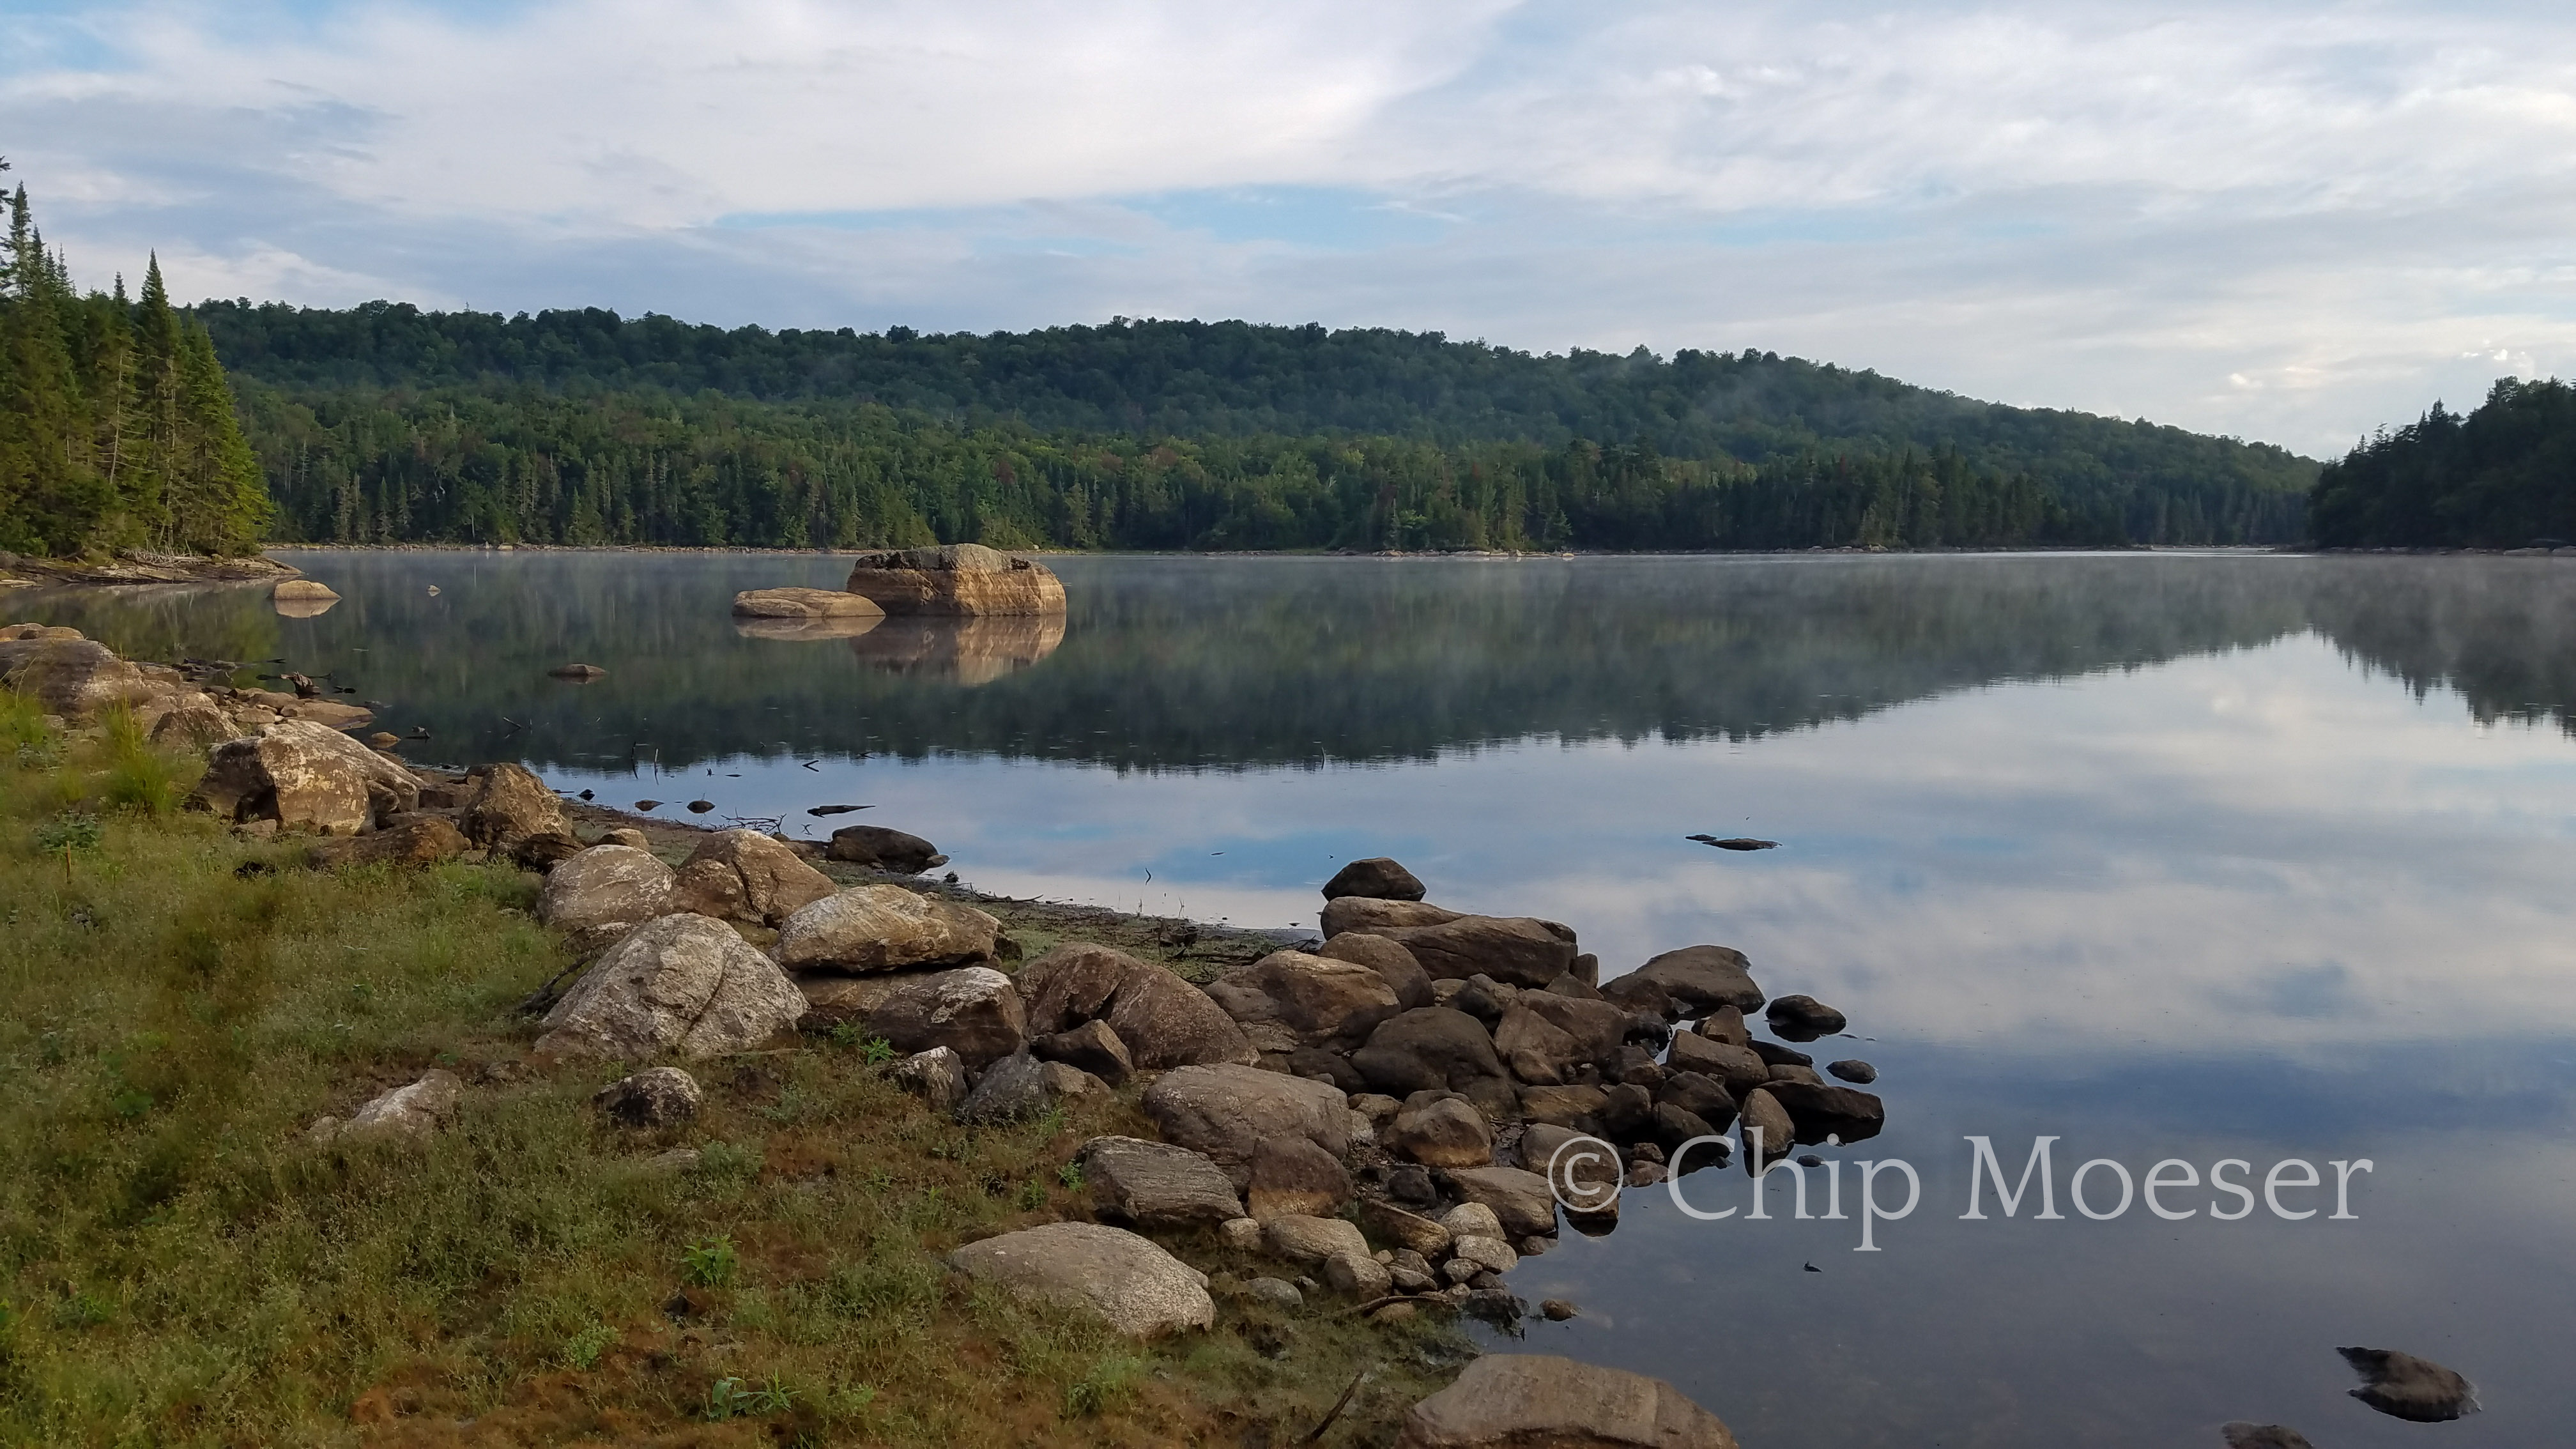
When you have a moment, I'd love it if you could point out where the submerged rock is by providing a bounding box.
[2338,1346,2478,1422]
[1397,1353,1738,1449]
[731,586,885,618]
[2221,1427,2317,1449]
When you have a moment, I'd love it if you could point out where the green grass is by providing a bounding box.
[0,717,1467,1446]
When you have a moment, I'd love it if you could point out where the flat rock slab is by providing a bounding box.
[845,543,1067,616]
[1399,1353,1738,1448]
[948,1222,1211,1338]
[1627,945,1766,1013]
[1140,1063,1349,1176]
[797,965,1027,1069]
[732,586,885,618]
[1078,1135,1245,1227]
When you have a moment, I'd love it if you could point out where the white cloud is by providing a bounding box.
[12,0,2576,450]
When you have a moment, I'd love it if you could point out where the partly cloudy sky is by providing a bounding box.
[11,0,2576,454]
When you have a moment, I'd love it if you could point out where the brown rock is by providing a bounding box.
[1321,857,1427,901]
[1245,1136,1354,1220]
[1204,948,1402,1054]
[0,638,158,719]
[1320,896,1461,939]
[1667,1033,1770,1096]
[1349,1007,1506,1097]
[1315,932,1435,1009]
[1739,1088,1795,1167]
[731,586,886,618]
[771,886,1000,974]
[192,719,420,835]
[1514,992,1627,1068]
[1696,1005,1751,1045]
[458,763,571,852]
[1383,1096,1493,1168]
[1078,1135,1244,1227]
[593,1066,702,1126]
[1759,1080,1886,1145]
[150,703,236,749]
[797,965,1027,1068]
[1493,1002,1582,1085]
[825,824,949,873]
[1440,1166,1560,1238]
[1359,1199,1453,1258]
[1517,1085,1611,1130]
[668,828,836,926]
[310,816,470,869]
[1140,1062,1349,1177]
[1032,1018,1133,1084]
[1627,945,1766,1013]
[843,543,1067,616]
[1016,942,1257,1069]
[1372,915,1577,989]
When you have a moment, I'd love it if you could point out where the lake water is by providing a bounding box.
[23,549,2576,1447]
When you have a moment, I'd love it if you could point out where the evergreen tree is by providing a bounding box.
[0,184,106,553]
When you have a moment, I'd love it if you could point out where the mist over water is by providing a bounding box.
[24,549,2576,1446]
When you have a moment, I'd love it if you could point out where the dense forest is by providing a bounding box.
[205,302,2313,552]
[0,183,268,558]
[2308,377,2576,548]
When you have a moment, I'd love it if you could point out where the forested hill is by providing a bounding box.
[2308,378,2576,547]
[199,301,2315,551]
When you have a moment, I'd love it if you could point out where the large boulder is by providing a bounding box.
[1321,857,1427,901]
[1204,949,1402,1055]
[538,845,678,951]
[1667,1033,1771,1098]
[732,586,885,618]
[797,965,1027,1068]
[1032,1019,1133,1084]
[1260,1213,1369,1266]
[772,887,1000,974]
[150,703,237,749]
[457,762,571,853]
[1016,942,1257,1069]
[669,828,836,927]
[1315,932,1435,1009]
[1398,1354,1738,1449]
[825,824,949,873]
[1627,946,1766,1013]
[0,638,159,719]
[1656,1071,1740,1131]
[192,719,420,835]
[1078,1136,1245,1227]
[1515,992,1629,1065]
[535,914,808,1060]
[1140,1063,1349,1179]
[310,816,470,870]
[1766,993,1848,1039]
[1350,1008,1506,1097]
[1372,916,1579,989]
[843,544,1068,616]
[1517,1084,1611,1128]
[947,1222,1211,1337]
[1321,897,1460,939]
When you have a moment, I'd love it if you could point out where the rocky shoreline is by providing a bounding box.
[0,549,302,590]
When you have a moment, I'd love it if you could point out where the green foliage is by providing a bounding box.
[561,1321,617,1370]
[0,689,54,760]
[201,302,2311,550]
[680,1235,739,1287]
[704,1373,796,1420]
[32,808,100,858]
[0,187,270,558]
[96,705,189,816]
[2311,377,2576,547]
[1055,1161,1084,1190]
[1062,1353,1146,1418]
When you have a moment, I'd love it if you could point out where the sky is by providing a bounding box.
[10,0,2576,456]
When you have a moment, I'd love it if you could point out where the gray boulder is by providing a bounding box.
[1441,1166,1560,1238]
[1397,1353,1738,1448]
[772,886,999,974]
[1078,1136,1245,1227]
[192,719,420,836]
[315,1070,464,1145]
[537,845,677,953]
[955,1051,1107,1124]
[1322,1250,1393,1299]
[1627,945,1766,1013]
[535,914,808,1061]
[1383,1096,1492,1168]
[1140,1063,1349,1178]
[1321,896,1460,939]
[1032,1019,1134,1084]
[797,965,1027,1069]
[947,1222,1211,1338]
[1016,942,1257,1069]
[1245,1136,1354,1220]
[1321,857,1427,901]
[1371,915,1578,989]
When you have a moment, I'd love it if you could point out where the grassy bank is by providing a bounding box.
[0,702,1462,1446]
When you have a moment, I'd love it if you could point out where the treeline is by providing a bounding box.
[0,186,268,558]
[240,383,2130,552]
[204,301,2312,548]
[2309,378,2576,548]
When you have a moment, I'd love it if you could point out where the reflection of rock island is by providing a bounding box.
[848,613,1067,685]
[272,578,341,618]
[733,613,884,641]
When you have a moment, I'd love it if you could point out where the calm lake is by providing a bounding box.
[26,548,2576,1447]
